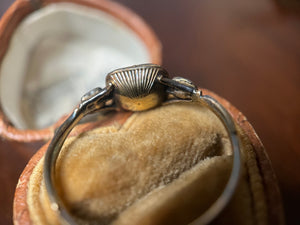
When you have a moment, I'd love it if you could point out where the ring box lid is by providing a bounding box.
[0,0,162,142]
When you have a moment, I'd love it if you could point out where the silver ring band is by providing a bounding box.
[44,64,241,225]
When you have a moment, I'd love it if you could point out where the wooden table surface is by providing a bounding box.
[0,0,299,225]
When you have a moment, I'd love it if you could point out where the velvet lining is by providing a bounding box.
[27,102,267,225]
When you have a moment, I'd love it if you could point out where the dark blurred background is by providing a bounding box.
[0,0,11,16]
[0,0,299,225]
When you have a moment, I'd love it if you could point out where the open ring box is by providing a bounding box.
[0,1,285,225]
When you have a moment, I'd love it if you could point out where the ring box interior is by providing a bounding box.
[13,90,285,225]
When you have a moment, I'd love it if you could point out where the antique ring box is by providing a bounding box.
[0,0,285,225]
[13,82,285,225]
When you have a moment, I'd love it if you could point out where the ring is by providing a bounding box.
[44,64,241,225]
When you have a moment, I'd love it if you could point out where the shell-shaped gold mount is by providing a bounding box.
[106,64,169,111]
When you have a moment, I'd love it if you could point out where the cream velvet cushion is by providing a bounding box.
[27,102,267,225]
